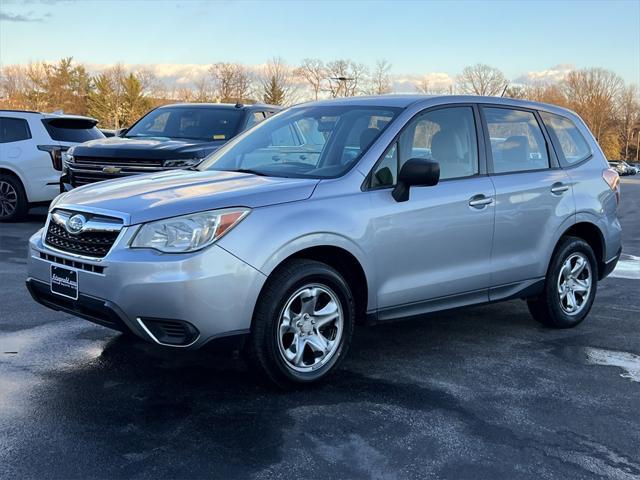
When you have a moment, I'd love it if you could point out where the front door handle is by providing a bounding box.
[551,182,570,195]
[469,195,494,208]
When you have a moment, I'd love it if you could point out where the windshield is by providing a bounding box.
[196,105,400,178]
[125,107,243,142]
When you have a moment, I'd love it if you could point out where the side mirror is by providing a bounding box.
[115,128,128,137]
[392,158,440,202]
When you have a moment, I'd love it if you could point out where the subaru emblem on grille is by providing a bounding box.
[66,214,87,234]
[102,166,121,174]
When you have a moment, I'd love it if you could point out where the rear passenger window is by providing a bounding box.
[0,117,31,143]
[483,108,549,173]
[540,112,591,165]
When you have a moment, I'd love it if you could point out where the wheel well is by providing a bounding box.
[0,167,26,190]
[562,222,605,275]
[286,246,369,324]
[0,168,22,182]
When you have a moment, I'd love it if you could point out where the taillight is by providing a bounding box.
[37,145,67,171]
[602,168,620,204]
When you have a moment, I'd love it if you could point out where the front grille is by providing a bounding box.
[39,252,104,274]
[69,156,171,187]
[45,211,122,259]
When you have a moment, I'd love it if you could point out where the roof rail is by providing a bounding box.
[0,109,40,114]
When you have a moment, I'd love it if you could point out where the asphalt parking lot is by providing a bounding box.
[1,179,639,480]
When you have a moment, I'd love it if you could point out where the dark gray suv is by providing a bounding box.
[27,95,622,387]
[60,102,281,190]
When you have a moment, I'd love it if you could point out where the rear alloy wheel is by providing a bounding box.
[528,236,598,328]
[557,253,593,316]
[0,175,28,222]
[249,259,355,388]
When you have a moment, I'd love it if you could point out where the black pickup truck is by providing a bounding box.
[61,102,281,190]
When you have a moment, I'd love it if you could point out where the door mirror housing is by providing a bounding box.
[392,158,440,202]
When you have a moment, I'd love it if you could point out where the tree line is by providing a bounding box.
[0,57,638,160]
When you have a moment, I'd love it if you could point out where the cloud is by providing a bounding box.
[393,72,454,93]
[0,11,51,22]
[515,64,574,85]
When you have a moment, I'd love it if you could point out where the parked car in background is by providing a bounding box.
[27,96,621,387]
[623,162,639,175]
[609,160,637,175]
[0,110,103,221]
[61,103,281,190]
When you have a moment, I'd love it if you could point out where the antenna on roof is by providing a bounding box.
[500,83,509,98]
[234,102,244,108]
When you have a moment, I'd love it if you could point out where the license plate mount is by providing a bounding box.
[50,264,79,300]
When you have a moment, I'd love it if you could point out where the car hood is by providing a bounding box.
[71,136,226,159]
[55,169,319,225]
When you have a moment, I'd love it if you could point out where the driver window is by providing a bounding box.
[371,106,479,186]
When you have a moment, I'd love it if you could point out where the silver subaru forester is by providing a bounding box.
[26,95,622,387]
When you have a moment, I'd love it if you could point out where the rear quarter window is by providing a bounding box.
[0,117,32,143]
[42,118,104,143]
[540,112,591,166]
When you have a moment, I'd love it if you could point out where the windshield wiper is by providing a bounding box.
[228,168,269,176]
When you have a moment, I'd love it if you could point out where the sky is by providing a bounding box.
[1,0,639,88]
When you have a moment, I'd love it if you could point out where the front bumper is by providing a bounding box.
[27,230,267,348]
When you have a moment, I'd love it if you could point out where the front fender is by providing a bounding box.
[217,195,377,311]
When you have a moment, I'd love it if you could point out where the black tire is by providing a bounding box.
[0,174,28,222]
[248,259,355,389]
[527,236,598,328]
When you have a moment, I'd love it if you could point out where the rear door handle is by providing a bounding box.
[551,183,570,195]
[469,195,494,208]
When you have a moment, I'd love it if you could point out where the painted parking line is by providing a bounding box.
[609,254,640,280]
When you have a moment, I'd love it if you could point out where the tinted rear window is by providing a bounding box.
[540,112,591,166]
[125,107,244,142]
[42,118,104,143]
[0,117,32,143]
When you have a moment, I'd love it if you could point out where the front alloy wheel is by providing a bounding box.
[249,259,355,388]
[277,284,344,372]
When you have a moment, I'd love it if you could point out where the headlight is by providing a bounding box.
[130,208,250,253]
[163,158,202,168]
[62,151,74,166]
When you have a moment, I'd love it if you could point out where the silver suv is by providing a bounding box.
[26,96,622,387]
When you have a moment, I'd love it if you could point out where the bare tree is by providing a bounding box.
[415,76,452,95]
[0,65,31,109]
[296,58,326,100]
[260,57,298,105]
[191,76,213,103]
[617,84,640,160]
[456,63,507,96]
[209,62,253,103]
[368,59,392,95]
[326,59,368,97]
[563,68,623,158]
